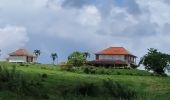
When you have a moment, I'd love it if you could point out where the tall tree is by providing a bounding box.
[51,53,58,65]
[34,50,41,57]
[34,49,41,62]
[139,48,170,75]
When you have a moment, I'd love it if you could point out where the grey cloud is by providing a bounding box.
[162,23,170,34]
[113,0,141,15]
[61,0,141,16]
[164,0,170,5]
[61,0,96,8]
[124,22,158,37]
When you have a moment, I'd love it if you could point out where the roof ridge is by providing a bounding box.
[96,47,136,56]
[9,49,35,57]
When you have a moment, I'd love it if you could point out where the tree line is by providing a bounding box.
[0,48,170,75]
[33,49,90,65]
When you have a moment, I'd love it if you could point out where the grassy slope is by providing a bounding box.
[0,62,170,100]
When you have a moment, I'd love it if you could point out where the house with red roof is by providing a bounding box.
[8,49,37,63]
[88,47,137,67]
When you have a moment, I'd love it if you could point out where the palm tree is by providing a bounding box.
[51,53,58,65]
[34,49,41,62]
[34,49,41,57]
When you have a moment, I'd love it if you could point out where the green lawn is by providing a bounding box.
[0,62,170,100]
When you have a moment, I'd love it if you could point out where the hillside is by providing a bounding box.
[0,62,170,100]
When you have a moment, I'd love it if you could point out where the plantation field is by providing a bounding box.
[0,62,170,100]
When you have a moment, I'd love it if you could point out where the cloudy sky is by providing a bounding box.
[0,0,170,64]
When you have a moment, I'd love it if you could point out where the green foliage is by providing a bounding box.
[131,64,138,69]
[51,53,58,64]
[139,48,170,75]
[83,66,96,74]
[68,51,86,67]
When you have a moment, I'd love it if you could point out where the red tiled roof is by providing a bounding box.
[9,49,35,57]
[96,47,135,56]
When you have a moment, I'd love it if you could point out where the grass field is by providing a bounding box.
[0,62,170,100]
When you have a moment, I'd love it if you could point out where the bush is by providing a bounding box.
[83,67,90,74]
[131,64,138,69]
[83,66,96,74]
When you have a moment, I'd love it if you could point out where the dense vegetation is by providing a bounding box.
[0,62,170,100]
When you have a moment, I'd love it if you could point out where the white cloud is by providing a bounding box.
[0,26,28,59]
[77,5,101,26]
[46,0,64,11]
[137,0,170,26]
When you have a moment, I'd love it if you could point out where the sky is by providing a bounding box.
[0,0,170,64]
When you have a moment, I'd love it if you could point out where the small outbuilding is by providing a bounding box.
[8,49,37,63]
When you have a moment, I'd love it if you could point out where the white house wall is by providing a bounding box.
[9,56,27,63]
[99,55,125,61]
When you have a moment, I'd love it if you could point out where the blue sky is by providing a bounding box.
[0,0,170,64]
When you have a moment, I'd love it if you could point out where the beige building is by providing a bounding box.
[8,49,37,63]
[89,47,137,67]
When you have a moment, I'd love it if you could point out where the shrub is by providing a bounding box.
[83,66,96,74]
[131,64,138,69]
[84,67,90,74]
